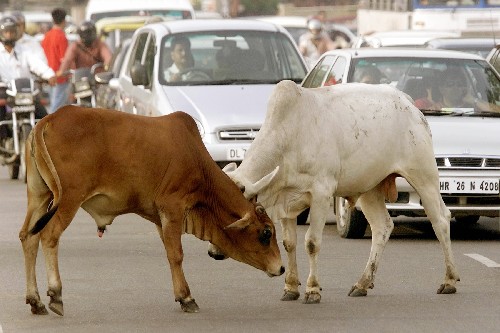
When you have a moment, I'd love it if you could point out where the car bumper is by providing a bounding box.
[387,171,500,218]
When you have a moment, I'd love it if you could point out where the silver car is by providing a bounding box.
[104,19,307,168]
[302,48,500,238]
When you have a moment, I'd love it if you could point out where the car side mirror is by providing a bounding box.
[130,63,149,86]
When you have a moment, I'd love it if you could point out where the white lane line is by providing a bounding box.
[465,253,500,268]
[0,323,3,333]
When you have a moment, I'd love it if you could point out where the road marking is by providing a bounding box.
[464,253,500,268]
[0,323,3,333]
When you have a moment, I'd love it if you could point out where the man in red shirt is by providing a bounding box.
[41,8,69,113]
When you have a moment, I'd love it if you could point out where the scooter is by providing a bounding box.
[69,62,103,107]
[0,77,41,181]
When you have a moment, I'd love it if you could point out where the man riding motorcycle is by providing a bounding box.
[0,15,56,164]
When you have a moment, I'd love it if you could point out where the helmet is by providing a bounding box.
[0,15,20,47]
[77,20,97,47]
[307,19,323,31]
[10,11,25,28]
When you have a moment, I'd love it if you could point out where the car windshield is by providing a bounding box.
[159,31,307,86]
[350,57,500,116]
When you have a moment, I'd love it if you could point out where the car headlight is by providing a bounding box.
[15,93,34,105]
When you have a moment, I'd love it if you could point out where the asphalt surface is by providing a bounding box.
[0,167,499,333]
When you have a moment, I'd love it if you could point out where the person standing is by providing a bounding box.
[41,8,69,113]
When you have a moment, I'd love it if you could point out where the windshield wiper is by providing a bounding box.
[420,109,500,117]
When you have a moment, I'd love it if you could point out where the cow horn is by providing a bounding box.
[222,162,238,173]
[244,166,279,199]
[225,212,252,230]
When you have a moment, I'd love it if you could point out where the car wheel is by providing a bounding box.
[335,197,368,239]
[297,209,309,225]
[455,215,480,224]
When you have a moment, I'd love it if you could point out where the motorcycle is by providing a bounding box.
[0,77,42,181]
[68,62,103,107]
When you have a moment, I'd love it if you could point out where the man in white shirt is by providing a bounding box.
[11,11,48,64]
[0,15,56,142]
[164,35,194,82]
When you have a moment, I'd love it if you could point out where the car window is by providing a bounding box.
[491,48,500,73]
[159,31,307,86]
[349,57,500,114]
[324,56,347,86]
[301,55,336,88]
[126,32,149,76]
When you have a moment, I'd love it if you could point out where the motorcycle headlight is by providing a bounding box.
[75,80,91,92]
[15,93,34,105]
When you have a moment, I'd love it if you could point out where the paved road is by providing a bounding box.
[0,168,499,333]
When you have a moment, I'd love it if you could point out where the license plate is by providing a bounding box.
[11,105,35,113]
[439,178,499,194]
[227,148,247,161]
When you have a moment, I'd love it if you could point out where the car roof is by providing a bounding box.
[95,16,165,33]
[424,37,496,49]
[138,18,289,35]
[322,47,486,60]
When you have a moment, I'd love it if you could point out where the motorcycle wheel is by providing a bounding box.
[5,138,19,180]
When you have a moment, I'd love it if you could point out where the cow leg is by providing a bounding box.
[159,212,199,313]
[19,169,52,315]
[302,197,330,304]
[349,188,393,297]
[408,175,460,294]
[280,217,300,301]
[39,201,80,316]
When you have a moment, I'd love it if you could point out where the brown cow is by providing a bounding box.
[18,106,284,316]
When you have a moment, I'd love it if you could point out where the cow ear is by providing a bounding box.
[222,162,238,173]
[225,212,252,230]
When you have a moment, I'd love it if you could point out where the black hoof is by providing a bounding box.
[303,292,321,304]
[348,285,368,297]
[281,290,300,301]
[437,284,457,294]
[208,251,227,260]
[180,299,200,313]
[27,298,48,315]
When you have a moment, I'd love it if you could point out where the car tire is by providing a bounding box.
[297,209,309,225]
[335,197,368,239]
[455,215,480,224]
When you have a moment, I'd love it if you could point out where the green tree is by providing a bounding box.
[240,0,279,16]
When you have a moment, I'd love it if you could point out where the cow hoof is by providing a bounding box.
[303,292,321,304]
[348,285,368,297]
[437,284,457,294]
[27,298,48,315]
[180,299,200,313]
[49,300,64,316]
[281,290,300,301]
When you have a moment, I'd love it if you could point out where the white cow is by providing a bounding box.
[217,80,460,303]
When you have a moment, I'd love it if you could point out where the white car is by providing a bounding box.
[100,19,307,167]
[301,48,500,238]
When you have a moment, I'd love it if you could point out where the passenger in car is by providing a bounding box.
[355,66,385,84]
[164,35,194,82]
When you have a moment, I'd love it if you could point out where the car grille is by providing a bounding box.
[436,157,500,169]
[218,128,259,141]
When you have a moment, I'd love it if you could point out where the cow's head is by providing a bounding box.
[210,202,284,277]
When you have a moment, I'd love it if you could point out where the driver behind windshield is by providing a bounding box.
[165,35,194,82]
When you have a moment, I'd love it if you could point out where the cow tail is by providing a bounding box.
[28,121,62,235]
